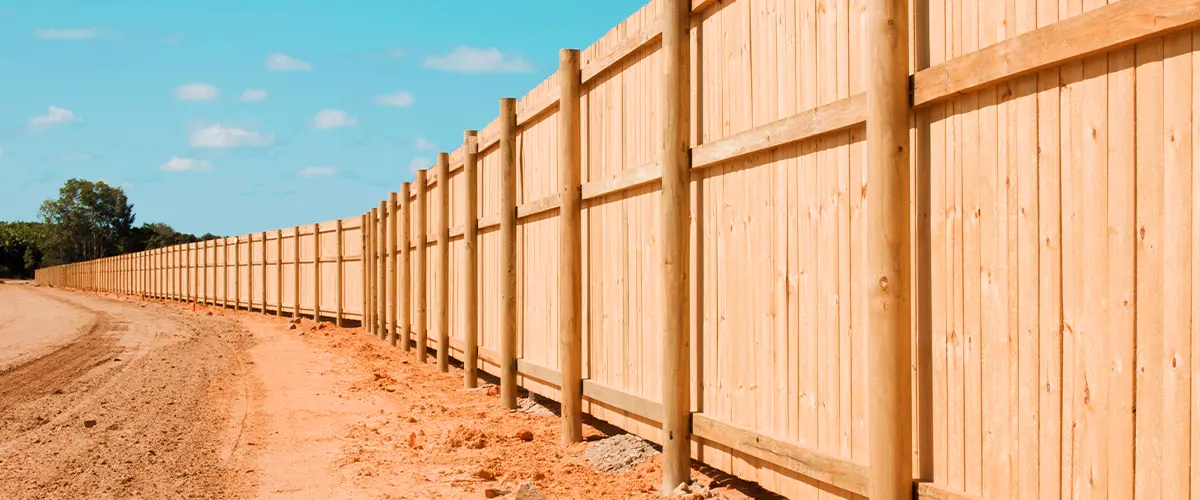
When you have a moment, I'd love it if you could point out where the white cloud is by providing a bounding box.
[189,124,273,148]
[415,136,435,151]
[408,157,432,172]
[375,90,414,107]
[423,46,533,73]
[36,28,99,39]
[238,89,268,102]
[311,109,357,129]
[266,52,312,71]
[160,157,213,172]
[297,166,336,178]
[175,82,220,101]
[28,106,81,132]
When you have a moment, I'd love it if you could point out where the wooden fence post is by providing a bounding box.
[336,220,345,326]
[400,182,412,351]
[261,231,268,313]
[558,48,584,444]
[377,201,388,339]
[293,226,301,318]
[368,210,377,335]
[416,169,429,362]
[315,223,322,321]
[463,130,480,387]
[436,152,450,372]
[247,235,254,311]
[499,97,518,410]
[659,0,691,491]
[361,214,369,328]
[200,242,206,304]
[234,236,241,310]
[388,192,399,346]
[867,0,913,498]
[276,229,284,316]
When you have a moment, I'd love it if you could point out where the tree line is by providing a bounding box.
[0,179,220,279]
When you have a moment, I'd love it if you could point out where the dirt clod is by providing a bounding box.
[514,481,545,500]
[581,434,660,475]
[515,430,534,442]
[288,324,297,330]
[474,469,496,481]
[83,420,97,428]
[484,488,507,498]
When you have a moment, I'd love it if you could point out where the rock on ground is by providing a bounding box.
[581,433,660,475]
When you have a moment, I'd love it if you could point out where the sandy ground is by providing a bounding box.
[0,282,763,499]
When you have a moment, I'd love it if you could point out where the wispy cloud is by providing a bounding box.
[266,52,312,71]
[28,106,81,133]
[298,166,336,178]
[423,46,533,73]
[175,82,219,101]
[189,124,273,148]
[408,157,432,172]
[35,28,100,40]
[160,157,213,172]
[311,109,357,129]
[238,89,268,102]
[415,137,435,151]
[375,90,414,107]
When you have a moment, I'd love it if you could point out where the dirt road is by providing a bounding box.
[0,283,754,499]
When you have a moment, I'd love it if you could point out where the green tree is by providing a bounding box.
[37,179,135,265]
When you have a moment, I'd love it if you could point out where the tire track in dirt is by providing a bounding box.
[0,312,118,415]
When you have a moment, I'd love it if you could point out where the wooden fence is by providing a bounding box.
[35,0,1200,498]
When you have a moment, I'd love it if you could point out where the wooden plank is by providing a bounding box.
[914,482,987,500]
[1107,45,1136,500]
[581,21,661,84]
[516,91,560,127]
[1161,29,1192,500]
[914,0,1200,106]
[691,94,866,170]
[581,160,661,201]
[691,413,869,496]
[517,194,562,219]
[582,380,662,423]
[517,359,561,386]
[292,227,301,317]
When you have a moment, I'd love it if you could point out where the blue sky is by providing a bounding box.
[0,0,644,236]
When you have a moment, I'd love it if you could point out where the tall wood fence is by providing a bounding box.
[34,0,1200,498]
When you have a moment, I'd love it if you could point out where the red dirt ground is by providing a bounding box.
[0,282,764,499]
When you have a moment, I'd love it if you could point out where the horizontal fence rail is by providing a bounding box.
[35,0,1200,498]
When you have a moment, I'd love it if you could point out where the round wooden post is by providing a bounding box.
[314,223,322,321]
[360,214,369,326]
[261,231,268,313]
[416,169,429,362]
[336,221,345,326]
[276,229,284,316]
[499,97,518,410]
[378,202,388,338]
[436,152,451,372]
[293,226,301,318]
[660,0,692,491]
[558,48,584,444]
[365,214,374,334]
[400,182,413,351]
[388,192,399,346]
[867,0,913,498]
[462,130,480,388]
